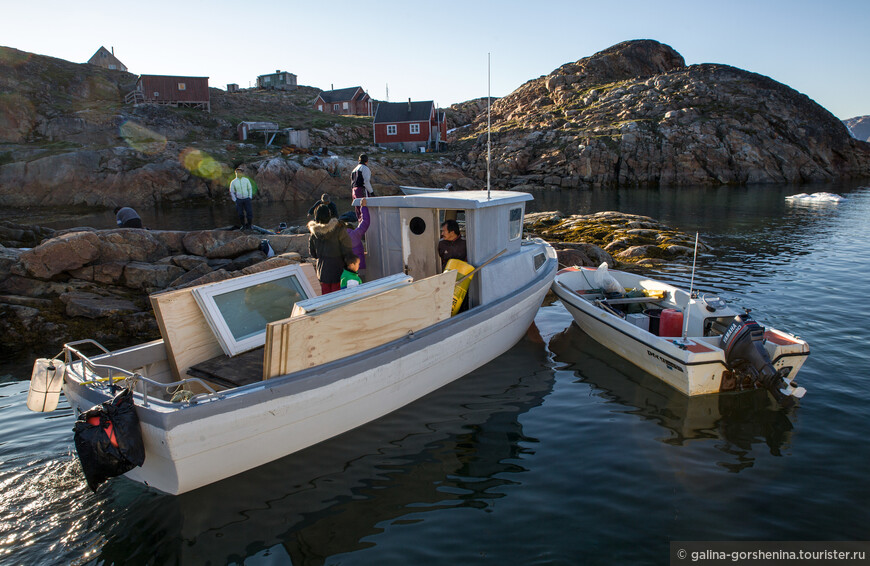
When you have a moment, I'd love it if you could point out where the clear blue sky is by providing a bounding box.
[4,0,868,119]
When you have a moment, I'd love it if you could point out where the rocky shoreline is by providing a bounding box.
[3,41,869,214]
[0,213,701,356]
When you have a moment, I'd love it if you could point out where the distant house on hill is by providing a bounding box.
[87,46,127,72]
[373,100,447,152]
[125,75,210,111]
[314,86,372,116]
[227,83,239,93]
[257,70,297,91]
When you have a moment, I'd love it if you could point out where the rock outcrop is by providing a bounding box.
[0,225,310,354]
[459,40,870,188]
[525,210,706,266]
[845,115,870,142]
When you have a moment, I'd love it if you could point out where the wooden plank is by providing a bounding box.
[150,287,224,380]
[299,262,320,296]
[263,271,455,379]
[291,274,412,317]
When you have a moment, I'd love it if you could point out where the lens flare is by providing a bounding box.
[179,148,233,183]
[119,121,166,154]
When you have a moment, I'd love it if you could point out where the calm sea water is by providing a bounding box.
[1,183,869,565]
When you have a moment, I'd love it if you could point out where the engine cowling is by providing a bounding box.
[721,314,794,406]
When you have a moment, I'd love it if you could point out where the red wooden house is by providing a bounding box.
[125,75,210,111]
[373,100,446,151]
[314,86,372,116]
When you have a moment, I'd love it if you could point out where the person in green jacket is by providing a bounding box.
[340,254,363,289]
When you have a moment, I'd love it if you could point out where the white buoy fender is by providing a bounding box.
[27,358,66,412]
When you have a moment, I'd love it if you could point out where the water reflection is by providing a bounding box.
[83,335,556,565]
[547,323,794,471]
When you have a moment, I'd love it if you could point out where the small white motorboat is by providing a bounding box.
[28,190,557,495]
[551,264,809,405]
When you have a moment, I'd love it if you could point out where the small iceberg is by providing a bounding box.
[785,192,846,204]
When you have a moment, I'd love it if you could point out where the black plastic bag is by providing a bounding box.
[73,388,145,492]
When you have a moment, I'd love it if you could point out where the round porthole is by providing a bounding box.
[409,216,426,235]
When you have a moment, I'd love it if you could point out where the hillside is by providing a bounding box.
[456,40,870,188]
[2,41,869,210]
[0,46,470,208]
[845,115,870,142]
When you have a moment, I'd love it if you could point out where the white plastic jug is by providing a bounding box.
[27,358,66,412]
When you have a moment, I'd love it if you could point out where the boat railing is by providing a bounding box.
[63,340,221,407]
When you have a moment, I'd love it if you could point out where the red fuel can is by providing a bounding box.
[659,308,684,337]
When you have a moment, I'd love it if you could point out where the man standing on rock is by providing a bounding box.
[350,154,374,220]
[229,167,254,230]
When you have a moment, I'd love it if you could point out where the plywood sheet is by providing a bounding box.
[264,271,455,379]
[151,287,224,380]
[300,262,320,296]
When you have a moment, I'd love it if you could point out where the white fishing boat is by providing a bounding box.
[27,190,557,495]
[551,265,809,405]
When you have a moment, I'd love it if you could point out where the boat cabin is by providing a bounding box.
[125,190,542,395]
[362,190,540,308]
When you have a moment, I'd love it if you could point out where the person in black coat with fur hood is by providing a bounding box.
[308,204,353,294]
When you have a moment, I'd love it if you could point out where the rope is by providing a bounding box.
[168,383,193,403]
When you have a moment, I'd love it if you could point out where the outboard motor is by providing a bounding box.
[721,314,801,407]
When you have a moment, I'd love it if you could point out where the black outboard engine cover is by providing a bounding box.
[721,314,792,406]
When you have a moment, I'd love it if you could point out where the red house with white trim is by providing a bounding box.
[373,100,447,152]
[314,86,372,116]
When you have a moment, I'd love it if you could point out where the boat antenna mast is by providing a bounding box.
[688,232,699,299]
[487,52,491,200]
[682,232,699,340]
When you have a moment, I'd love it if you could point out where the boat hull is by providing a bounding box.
[64,263,555,495]
[555,293,726,394]
[552,268,809,397]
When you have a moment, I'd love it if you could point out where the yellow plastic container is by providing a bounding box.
[643,289,666,299]
[445,259,475,316]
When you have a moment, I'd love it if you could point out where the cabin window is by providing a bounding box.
[318,104,323,111]
[343,102,349,110]
[509,207,523,240]
[387,125,397,135]
[191,264,317,356]
[108,64,116,70]
[178,82,186,91]
[153,91,160,97]
[333,104,339,111]
[409,216,427,235]
[410,123,420,134]
[534,253,546,271]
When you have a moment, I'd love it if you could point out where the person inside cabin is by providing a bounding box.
[438,219,467,268]
[345,198,370,280]
[350,154,374,220]
[229,166,255,230]
[340,254,363,289]
[114,206,143,228]
[307,193,338,219]
[308,204,353,294]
